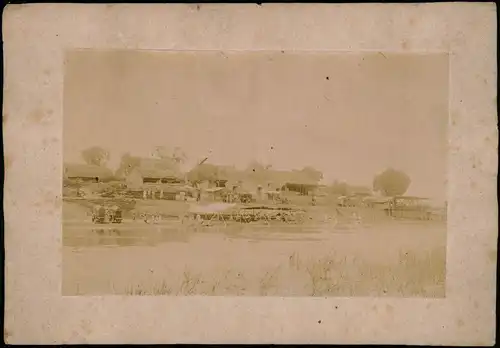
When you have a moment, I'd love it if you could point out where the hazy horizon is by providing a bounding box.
[63,50,448,200]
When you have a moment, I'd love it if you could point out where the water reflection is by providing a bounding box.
[63,220,383,248]
[63,226,191,247]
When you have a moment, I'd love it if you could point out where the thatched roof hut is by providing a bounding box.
[129,158,184,182]
[137,168,182,182]
[63,163,114,182]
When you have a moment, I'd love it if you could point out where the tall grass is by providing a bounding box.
[119,247,446,297]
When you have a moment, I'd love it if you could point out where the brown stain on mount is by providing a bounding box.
[487,249,497,263]
[4,155,13,171]
[471,156,482,170]
[4,328,12,343]
[27,108,53,126]
[80,319,92,335]
[41,136,58,148]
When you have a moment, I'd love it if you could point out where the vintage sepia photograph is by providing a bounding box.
[62,49,448,297]
[4,3,496,344]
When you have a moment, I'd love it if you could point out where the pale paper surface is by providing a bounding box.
[2,3,497,345]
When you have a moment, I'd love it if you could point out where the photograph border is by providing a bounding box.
[3,3,497,345]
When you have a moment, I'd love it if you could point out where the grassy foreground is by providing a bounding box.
[118,248,445,297]
[63,221,446,297]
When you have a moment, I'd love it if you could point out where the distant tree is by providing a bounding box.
[300,166,323,183]
[330,180,348,196]
[373,168,411,196]
[115,153,141,178]
[81,146,109,166]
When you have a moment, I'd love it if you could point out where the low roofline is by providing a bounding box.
[393,196,429,200]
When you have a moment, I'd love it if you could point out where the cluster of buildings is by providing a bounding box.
[63,157,324,201]
[63,158,447,220]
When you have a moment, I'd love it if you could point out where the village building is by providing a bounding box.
[63,163,115,198]
[63,163,114,183]
[124,157,186,200]
[188,163,238,190]
[346,185,373,196]
[265,170,320,195]
[192,164,324,204]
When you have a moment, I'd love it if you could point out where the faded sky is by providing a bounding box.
[64,50,448,200]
